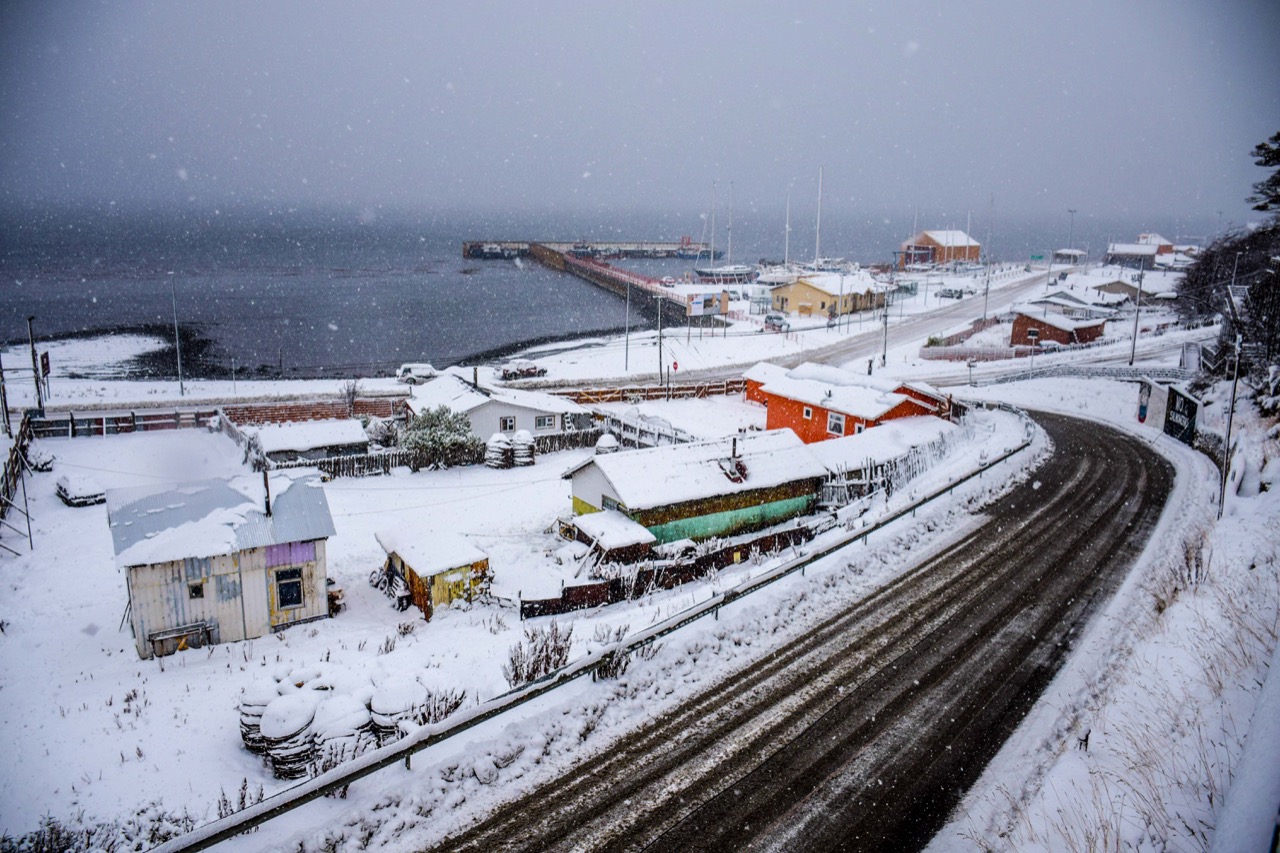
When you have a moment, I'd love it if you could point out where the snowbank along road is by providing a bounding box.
[432,412,1174,852]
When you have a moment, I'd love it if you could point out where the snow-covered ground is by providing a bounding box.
[1,263,1276,851]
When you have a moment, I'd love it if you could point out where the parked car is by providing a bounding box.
[660,276,677,287]
[763,312,791,332]
[396,363,438,384]
[938,288,964,299]
[500,359,548,380]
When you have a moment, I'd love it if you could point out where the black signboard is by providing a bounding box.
[1163,386,1198,446]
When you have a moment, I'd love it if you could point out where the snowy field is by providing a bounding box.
[1,265,1276,850]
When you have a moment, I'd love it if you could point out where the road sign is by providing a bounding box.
[40,351,50,377]
[1030,254,1044,260]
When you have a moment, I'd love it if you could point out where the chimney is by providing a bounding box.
[732,436,737,458]
[262,469,272,517]
[473,366,479,388]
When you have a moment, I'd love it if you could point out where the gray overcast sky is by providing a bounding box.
[2,1,1277,224]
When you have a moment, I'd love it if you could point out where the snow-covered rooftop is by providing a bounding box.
[905,230,980,248]
[573,510,658,550]
[105,472,335,568]
[247,419,369,454]
[563,429,828,511]
[805,417,958,474]
[375,528,487,575]
[792,270,885,296]
[406,374,588,417]
[1107,243,1159,256]
[1012,308,1107,332]
[761,373,908,421]
[406,374,492,415]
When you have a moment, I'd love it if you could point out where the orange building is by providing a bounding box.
[899,230,981,268]
[744,362,947,443]
[1010,310,1107,347]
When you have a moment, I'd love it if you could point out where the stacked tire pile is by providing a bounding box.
[258,692,322,779]
[485,433,513,469]
[370,678,426,746]
[512,430,535,466]
[312,694,375,769]
[237,679,281,755]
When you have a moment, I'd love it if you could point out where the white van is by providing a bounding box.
[395,363,438,384]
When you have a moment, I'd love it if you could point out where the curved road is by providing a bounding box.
[433,412,1173,852]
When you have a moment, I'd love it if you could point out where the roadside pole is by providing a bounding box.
[26,316,43,412]
[0,349,11,436]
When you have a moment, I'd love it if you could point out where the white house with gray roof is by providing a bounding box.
[106,472,336,659]
[405,373,593,442]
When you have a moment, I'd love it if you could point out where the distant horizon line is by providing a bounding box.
[0,198,1250,230]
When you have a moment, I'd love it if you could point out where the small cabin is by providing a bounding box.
[106,473,336,660]
[563,429,828,545]
[375,529,491,620]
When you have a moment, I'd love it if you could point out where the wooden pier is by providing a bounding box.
[461,238,718,261]
[527,244,693,322]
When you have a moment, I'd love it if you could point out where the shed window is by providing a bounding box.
[188,581,204,600]
[827,412,846,435]
[276,568,304,609]
[803,406,813,420]
[535,414,556,430]
[855,423,865,434]
[499,416,516,431]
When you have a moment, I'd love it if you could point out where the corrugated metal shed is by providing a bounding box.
[106,472,335,568]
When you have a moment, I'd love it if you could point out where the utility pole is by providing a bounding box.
[1219,334,1242,519]
[0,349,11,436]
[26,316,43,412]
[1067,208,1076,257]
[624,280,631,371]
[170,274,185,396]
[881,301,889,366]
[1128,263,1146,366]
[656,295,663,385]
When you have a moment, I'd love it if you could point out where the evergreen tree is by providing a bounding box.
[1248,130,1280,213]
[400,405,483,470]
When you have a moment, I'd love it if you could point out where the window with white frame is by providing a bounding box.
[855,422,865,434]
[535,414,556,430]
[827,412,846,435]
[803,406,813,420]
[499,415,516,432]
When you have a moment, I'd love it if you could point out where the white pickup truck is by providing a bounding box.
[395,363,438,384]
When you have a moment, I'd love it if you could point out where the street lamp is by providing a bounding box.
[1067,209,1076,257]
[624,279,631,371]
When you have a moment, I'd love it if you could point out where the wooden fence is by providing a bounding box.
[1,414,34,527]
[556,378,747,405]
[28,409,219,439]
[519,527,813,619]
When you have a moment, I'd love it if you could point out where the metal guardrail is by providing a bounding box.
[149,406,1038,853]
[974,365,1193,386]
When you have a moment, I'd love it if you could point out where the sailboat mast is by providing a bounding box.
[815,165,824,264]
[709,181,717,263]
[784,190,791,266]
[727,181,734,266]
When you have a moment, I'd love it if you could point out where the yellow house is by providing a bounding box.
[770,272,886,317]
[375,529,491,620]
